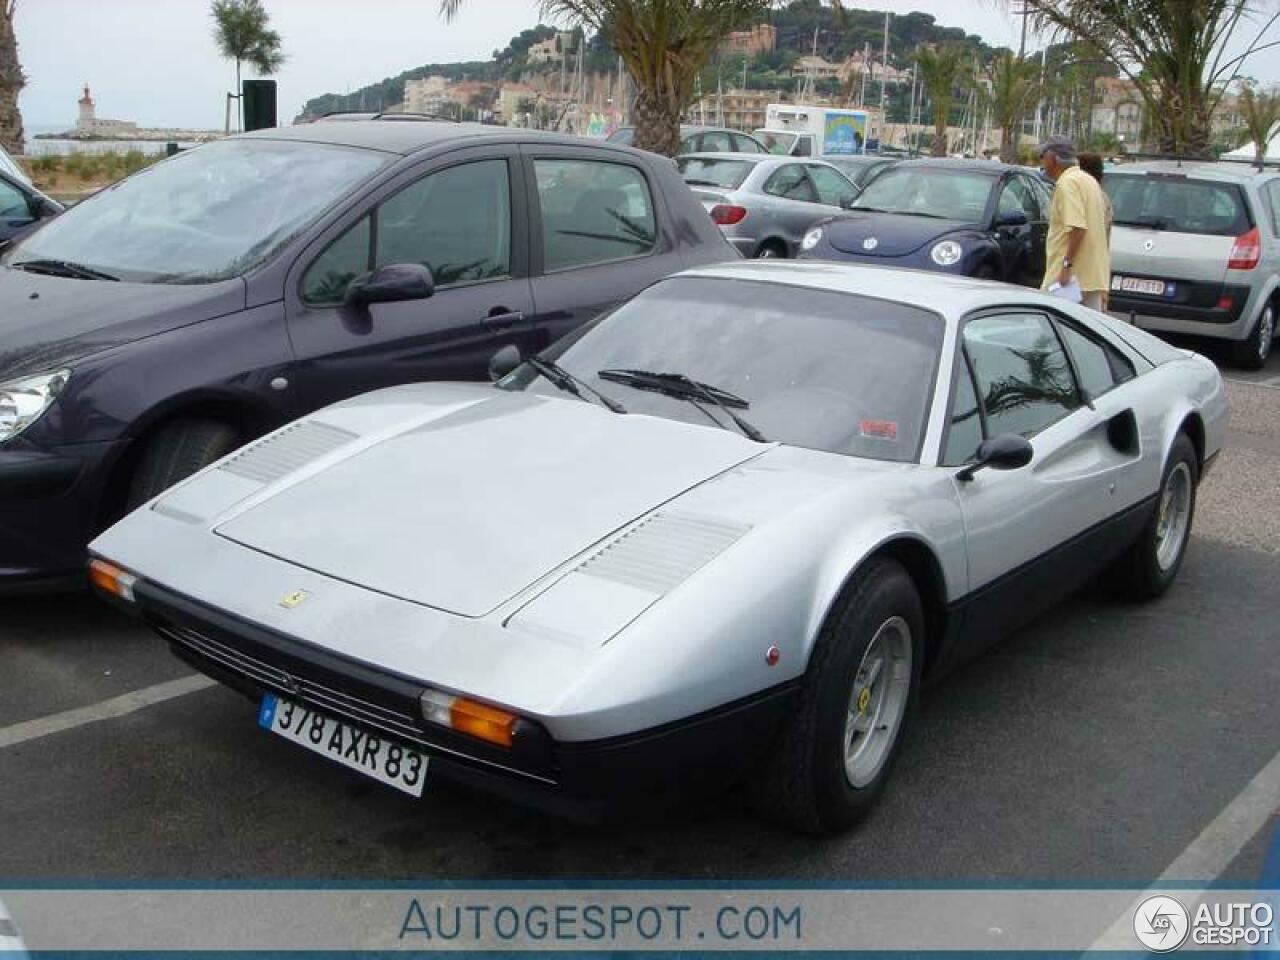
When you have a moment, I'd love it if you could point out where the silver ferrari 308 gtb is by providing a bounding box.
[89,261,1227,833]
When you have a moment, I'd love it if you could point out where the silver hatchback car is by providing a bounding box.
[1106,161,1280,368]
[676,153,859,258]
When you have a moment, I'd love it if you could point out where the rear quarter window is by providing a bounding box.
[1106,174,1251,236]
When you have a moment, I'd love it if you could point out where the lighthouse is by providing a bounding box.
[77,85,96,132]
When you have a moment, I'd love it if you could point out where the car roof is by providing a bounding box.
[675,260,1063,320]
[679,151,830,165]
[237,119,619,156]
[888,158,1010,176]
[1110,160,1279,183]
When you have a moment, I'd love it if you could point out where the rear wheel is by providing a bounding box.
[1232,302,1274,370]
[755,240,786,259]
[751,558,923,833]
[973,263,998,281]
[127,418,242,509]
[1108,433,1198,600]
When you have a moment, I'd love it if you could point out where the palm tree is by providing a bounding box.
[982,50,1039,162]
[916,44,965,157]
[1021,0,1280,157]
[1238,80,1280,167]
[211,0,285,131]
[0,0,23,155]
[439,0,777,156]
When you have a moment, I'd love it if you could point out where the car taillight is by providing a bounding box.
[710,204,748,226]
[1228,227,1261,270]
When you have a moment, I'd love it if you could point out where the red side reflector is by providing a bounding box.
[1228,227,1261,270]
[1217,296,1234,310]
[709,204,748,226]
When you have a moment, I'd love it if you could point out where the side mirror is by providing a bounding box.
[995,209,1028,228]
[956,434,1034,483]
[346,263,434,306]
[31,196,61,219]
[488,344,523,382]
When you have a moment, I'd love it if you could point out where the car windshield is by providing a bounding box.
[507,276,944,462]
[607,128,635,145]
[754,130,799,155]
[4,139,389,283]
[1106,173,1251,236]
[676,157,755,189]
[852,167,993,221]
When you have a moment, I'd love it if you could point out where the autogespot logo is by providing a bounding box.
[1134,895,1190,952]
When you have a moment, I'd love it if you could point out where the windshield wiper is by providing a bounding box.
[526,356,627,414]
[597,368,767,442]
[684,178,728,187]
[1115,217,1170,230]
[13,258,119,281]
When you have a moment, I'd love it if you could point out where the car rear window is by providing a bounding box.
[1106,174,1251,236]
[676,157,754,190]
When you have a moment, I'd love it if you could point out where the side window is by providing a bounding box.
[0,179,31,221]
[1031,176,1053,213]
[375,159,511,287]
[534,158,657,272]
[1054,319,1136,400]
[997,177,1039,221]
[943,353,984,466]
[963,312,1082,439]
[1264,182,1280,236]
[701,131,733,152]
[808,165,858,207]
[794,136,814,157]
[301,215,372,305]
[733,134,766,154]
[764,164,816,202]
[680,134,701,154]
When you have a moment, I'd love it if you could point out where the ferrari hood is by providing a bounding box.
[824,212,972,257]
[212,386,766,618]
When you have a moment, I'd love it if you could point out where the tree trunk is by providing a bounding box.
[933,103,947,156]
[632,88,681,157]
[0,1,25,156]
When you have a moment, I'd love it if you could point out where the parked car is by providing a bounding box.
[91,261,1225,832]
[0,898,27,960]
[607,125,770,155]
[677,153,860,258]
[1104,161,1280,368]
[798,159,1050,285]
[0,168,62,249]
[823,154,897,189]
[0,120,735,593]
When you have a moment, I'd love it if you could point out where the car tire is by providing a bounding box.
[127,418,242,509]
[1108,433,1199,601]
[755,241,786,259]
[973,263,998,281]
[751,557,924,834]
[1232,302,1274,370]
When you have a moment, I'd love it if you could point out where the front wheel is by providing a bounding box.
[1108,433,1198,600]
[752,558,924,833]
[127,418,242,509]
[755,241,786,259]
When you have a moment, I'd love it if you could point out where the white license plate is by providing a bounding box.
[1112,275,1171,296]
[258,693,427,797]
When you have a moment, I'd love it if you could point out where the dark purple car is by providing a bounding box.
[798,159,1050,286]
[0,120,735,592]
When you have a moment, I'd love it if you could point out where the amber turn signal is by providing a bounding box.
[419,688,518,748]
[88,558,138,602]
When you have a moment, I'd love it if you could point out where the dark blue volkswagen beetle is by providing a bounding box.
[798,159,1051,286]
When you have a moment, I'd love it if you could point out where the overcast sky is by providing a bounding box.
[15,0,1280,130]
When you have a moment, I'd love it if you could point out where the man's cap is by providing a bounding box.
[1036,134,1077,161]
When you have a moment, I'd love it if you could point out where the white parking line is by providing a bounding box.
[1090,747,1280,949]
[0,674,215,750]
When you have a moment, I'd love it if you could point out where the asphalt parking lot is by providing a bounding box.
[1,358,1278,888]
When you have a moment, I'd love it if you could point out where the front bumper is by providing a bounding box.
[0,439,125,592]
[130,579,799,821]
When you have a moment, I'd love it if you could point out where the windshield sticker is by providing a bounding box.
[860,419,898,440]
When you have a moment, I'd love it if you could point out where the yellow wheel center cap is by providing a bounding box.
[857,686,872,714]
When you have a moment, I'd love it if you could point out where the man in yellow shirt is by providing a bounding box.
[1037,135,1111,311]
